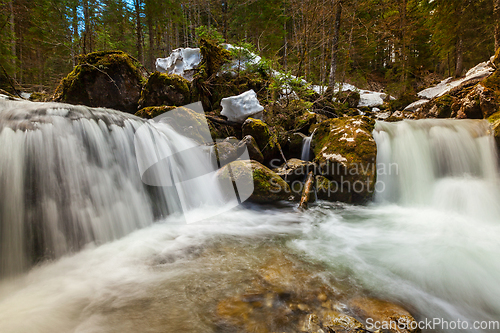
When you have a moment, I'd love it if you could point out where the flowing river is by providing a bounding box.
[0,97,499,332]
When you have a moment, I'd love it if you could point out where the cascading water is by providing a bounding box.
[373,119,500,217]
[0,98,224,277]
[300,132,314,161]
[2,97,500,333]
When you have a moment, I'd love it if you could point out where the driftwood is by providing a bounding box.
[205,115,241,127]
[298,171,314,210]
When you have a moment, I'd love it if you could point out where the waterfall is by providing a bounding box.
[301,132,314,161]
[374,119,500,218]
[0,98,225,277]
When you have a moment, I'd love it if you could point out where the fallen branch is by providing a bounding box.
[298,171,314,210]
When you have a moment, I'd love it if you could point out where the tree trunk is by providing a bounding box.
[146,0,154,70]
[399,0,407,84]
[9,0,16,79]
[455,35,464,77]
[495,0,500,52]
[328,0,342,89]
[71,2,79,66]
[82,0,91,54]
[134,0,144,64]
[222,0,228,42]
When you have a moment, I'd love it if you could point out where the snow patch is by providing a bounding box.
[323,153,347,163]
[417,61,494,100]
[404,99,429,112]
[156,48,201,81]
[220,90,264,123]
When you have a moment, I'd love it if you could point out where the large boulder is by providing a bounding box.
[311,116,377,203]
[53,50,146,113]
[216,160,290,203]
[242,118,280,164]
[138,72,191,109]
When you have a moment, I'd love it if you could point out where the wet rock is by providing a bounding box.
[135,105,211,144]
[320,310,365,333]
[237,135,264,164]
[287,132,307,159]
[213,141,238,166]
[274,159,318,183]
[216,160,290,203]
[315,175,352,203]
[138,72,191,108]
[488,111,500,153]
[311,116,377,203]
[349,297,420,333]
[457,83,498,119]
[53,50,146,113]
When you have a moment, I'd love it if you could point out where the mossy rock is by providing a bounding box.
[315,175,352,202]
[311,116,377,203]
[135,105,176,119]
[237,135,264,164]
[336,90,360,108]
[53,50,146,114]
[136,105,211,144]
[488,111,500,153]
[29,92,50,102]
[388,92,418,112]
[420,94,455,118]
[265,99,316,132]
[457,84,498,119]
[216,160,290,203]
[242,118,280,164]
[138,72,191,108]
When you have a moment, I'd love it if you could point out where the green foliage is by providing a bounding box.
[195,26,224,44]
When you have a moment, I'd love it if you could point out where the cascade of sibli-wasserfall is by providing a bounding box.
[373,119,500,220]
[0,97,228,277]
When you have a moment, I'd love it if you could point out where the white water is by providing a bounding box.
[301,133,313,161]
[1,101,500,333]
[0,99,224,277]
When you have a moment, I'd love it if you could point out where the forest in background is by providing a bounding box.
[1,0,499,97]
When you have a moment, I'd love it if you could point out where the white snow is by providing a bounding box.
[220,90,264,123]
[155,44,395,109]
[222,44,262,72]
[404,99,429,112]
[417,61,494,100]
[155,47,201,81]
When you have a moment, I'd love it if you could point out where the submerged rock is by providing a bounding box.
[220,89,264,123]
[311,116,377,203]
[138,72,191,108]
[216,160,290,203]
[349,297,420,333]
[53,50,146,114]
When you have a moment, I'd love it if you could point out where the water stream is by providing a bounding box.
[0,99,499,332]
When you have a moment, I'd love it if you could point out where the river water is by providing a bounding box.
[0,98,499,332]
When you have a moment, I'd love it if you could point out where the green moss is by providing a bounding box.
[311,116,377,203]
[139,72,191,108]
[434,94,454,118]
[388,92,418,112]
[135,106,176,119]
[53,50,145,113]
[488,111,500,124]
